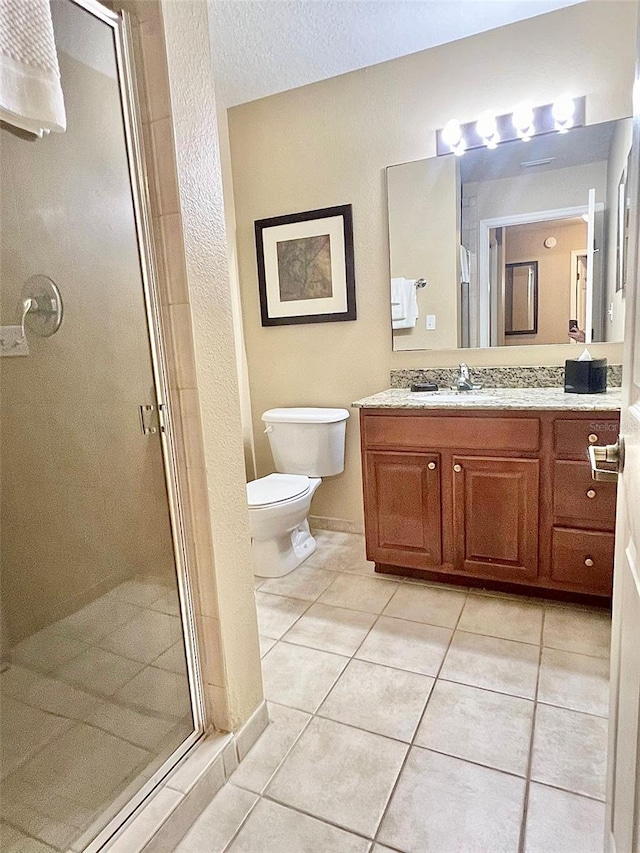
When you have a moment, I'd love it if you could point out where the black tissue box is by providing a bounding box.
[564,358,608,394]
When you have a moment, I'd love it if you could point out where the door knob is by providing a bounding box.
[588,434,599,444]
[428,462,436,470]
[588,436,624,483]
[585,557,594,567]
[453,464,462,473]
[586,489,596,499]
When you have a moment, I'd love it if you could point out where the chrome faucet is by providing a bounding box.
[454,363,482,392]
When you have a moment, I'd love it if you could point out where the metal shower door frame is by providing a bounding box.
[62,1,206,849]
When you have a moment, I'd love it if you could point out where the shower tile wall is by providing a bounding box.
[0,41,174,646]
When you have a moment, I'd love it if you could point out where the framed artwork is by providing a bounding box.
[254,204,356,326]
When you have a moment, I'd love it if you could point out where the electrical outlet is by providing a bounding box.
[426,315,436,330]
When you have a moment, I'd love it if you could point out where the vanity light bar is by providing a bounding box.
[436,97,585,157]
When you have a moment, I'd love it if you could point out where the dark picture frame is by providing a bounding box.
[254,205,356,326]
[504,260,538,336]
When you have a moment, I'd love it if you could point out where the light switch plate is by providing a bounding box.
[0,326,29,357]
[426,315,436,330]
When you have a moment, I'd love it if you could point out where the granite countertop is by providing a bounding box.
[352,386,622,411]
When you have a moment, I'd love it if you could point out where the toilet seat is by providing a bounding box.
[247,473,311,509]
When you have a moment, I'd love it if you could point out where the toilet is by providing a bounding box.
[246,407,350,578]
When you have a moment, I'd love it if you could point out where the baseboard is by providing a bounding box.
[310,515,364,535]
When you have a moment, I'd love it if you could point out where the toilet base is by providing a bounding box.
[252,519,317,578]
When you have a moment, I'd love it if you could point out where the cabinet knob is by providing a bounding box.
[585,557,594,567]
[453,464,462,473]
[586,489,596,499]
[588,434,599,444]
[428,462,436,470]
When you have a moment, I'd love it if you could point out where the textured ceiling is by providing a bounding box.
[208,0,586,107]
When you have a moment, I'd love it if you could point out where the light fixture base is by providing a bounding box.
[436,97,585,156]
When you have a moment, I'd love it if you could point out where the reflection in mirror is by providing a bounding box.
[388,117,632,351]
[505,261,538,336]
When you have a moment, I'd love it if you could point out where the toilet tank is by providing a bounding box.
[262,408,350,477]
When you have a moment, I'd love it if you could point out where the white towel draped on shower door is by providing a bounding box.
[0,0,66,135]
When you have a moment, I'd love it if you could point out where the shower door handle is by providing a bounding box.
[139,404,159,435]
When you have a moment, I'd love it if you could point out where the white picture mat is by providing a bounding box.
[262,216,347,318]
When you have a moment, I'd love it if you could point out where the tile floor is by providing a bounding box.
[1,574,193,853]
[178,530,611,853]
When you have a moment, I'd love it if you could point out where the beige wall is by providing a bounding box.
[229,1,634,530]
[388,156,460,350]
[476,161,608,222]
[504,219,587,346]
[0,49,174,644]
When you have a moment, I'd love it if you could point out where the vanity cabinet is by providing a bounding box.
[360,407,619,602]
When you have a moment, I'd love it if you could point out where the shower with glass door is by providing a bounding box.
[0,1,202,849]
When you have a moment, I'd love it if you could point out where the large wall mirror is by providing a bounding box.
[387,117,631,351]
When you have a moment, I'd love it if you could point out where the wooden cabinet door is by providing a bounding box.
[364,451,441,569]
[452,456,539,582]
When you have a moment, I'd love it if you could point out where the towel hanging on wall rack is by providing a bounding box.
[391,277,420,329]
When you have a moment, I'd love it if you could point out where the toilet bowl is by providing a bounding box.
[247,474,321,577]
[246,407,349,578]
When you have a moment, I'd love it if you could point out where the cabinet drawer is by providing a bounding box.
[554,418,619,461]
[363,415,539,452]
[553,461,617,531]
[551,527,614,595]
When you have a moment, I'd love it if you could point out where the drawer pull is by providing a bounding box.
[588,434,599,444]
[428,462,436,470]
[586,489,596,499]
[453,464,462,473]
[585,557,594,567]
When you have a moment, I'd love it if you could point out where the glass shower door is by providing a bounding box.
[0,1,202,849]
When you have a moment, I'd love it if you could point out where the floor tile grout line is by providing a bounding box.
[219,791,263,853]
[252,549,609,851]
[205,541,609,853]
[2,660,190,763]
[369,588,469,848]
[257,790,379,845]
[0,813,76,850]
[255,577,440,848]
[260,584,580,652]
[535,697,609,720]
[518,606,545,853]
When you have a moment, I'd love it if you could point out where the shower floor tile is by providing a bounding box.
[2,575,194,851]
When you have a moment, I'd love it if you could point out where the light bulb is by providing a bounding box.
[512,102,535,140]
[442,118,462,148]
[552,95,575,133]
[476,112,499,149]
[452,140,466,157]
